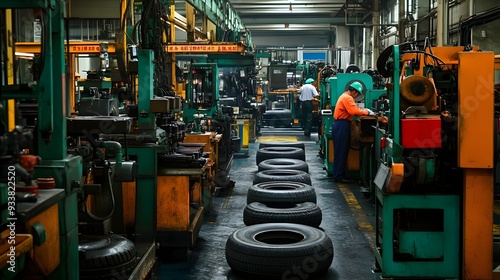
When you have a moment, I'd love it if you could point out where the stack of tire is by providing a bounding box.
[226,142,334,279]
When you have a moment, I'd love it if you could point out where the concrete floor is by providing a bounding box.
[152,127,381,279]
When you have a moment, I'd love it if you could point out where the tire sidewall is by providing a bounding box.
[247,181,317,205]
[253,169,312,185]
[226,223,334,278]
[256,147,306,165]
[258,158,309,172]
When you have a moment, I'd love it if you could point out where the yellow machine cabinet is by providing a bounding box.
[183,132,222,191]
[233,118,250,155]
[16,189,64,277]
[155,163,206,260]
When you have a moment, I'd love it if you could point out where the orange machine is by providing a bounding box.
[372,43,495,279]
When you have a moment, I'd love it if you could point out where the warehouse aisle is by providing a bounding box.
[152,130,380,279]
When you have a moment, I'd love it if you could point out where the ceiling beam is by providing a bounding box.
[231,4,345,9]
[230,0,346,4]
[242,17,344,25]
[242,15,370,26]
[235,9,343,14]
[246,24,337,30]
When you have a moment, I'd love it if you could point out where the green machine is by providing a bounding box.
[184,63,220,130]
[183,61,242,185]
[366,43,487,278]
[0,1,82,279]
[67,0,178,276]
[68,49,160,278]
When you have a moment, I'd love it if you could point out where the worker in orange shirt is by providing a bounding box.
[332,82,374,183]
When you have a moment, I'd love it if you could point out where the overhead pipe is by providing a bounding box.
[362,27,367,69]
[436,0,449,46]
[372,0,380,68]
[460,4,500,46]
[399,0,406,43]
[230,4,345,9]
[413,0,418,42]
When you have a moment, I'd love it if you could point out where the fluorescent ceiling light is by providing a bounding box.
[15,52,34,57]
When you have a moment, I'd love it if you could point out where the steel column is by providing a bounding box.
[37,0,67,160]
[458,51,495,279]
[137,50,155,131]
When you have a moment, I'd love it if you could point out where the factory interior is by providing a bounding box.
[1,0,500,279]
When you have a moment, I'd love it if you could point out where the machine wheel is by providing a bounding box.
[79,234,137,279]
[345,64,361,73]
[225,223,334,278]
[253,169,311,185]
[247,181,316,206]
[258,158,309,172]
[256,147,306,165]
[259,142,305,151]
[243,202,322,228]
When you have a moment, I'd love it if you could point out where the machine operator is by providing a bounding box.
[299,78,319,137]
[332,81,374,183]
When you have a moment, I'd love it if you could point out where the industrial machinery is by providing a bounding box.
[173,39,259,170]
[1,0,256,277]
[262,62,298,128]
[0,1,83,279]
[75,43,119,116]
[259,60,325,132]
[261,89,296,128]
[368,42,494,279]
[182,63,239,189]
[153,2,257,258]
[66,116,139,279]
[219,66,261,154]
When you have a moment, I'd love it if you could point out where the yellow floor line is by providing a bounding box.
[338,183,376,252]
[256,136,298,143]
[221,188,233,210]
[494,201,500,235]
[495,200,500,215]
[494,224,500,236]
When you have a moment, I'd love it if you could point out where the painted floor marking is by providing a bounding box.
[256,136,298,142]
[338,183,377,252]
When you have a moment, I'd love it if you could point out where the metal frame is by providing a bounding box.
[0,1,83,279]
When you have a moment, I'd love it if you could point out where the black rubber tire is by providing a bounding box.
[225,223,334,278]
[243,202,322,228]
[256,147,306,165]
[262,109,293,128]
[253,169,311,185]
[259,142,305,151]
[258,158,309,172]
[79,234,137,279]
[247,181,316,206]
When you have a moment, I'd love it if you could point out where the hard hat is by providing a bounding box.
[305,78,314,84]
[350,81,363,94]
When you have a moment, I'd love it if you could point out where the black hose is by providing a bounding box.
[376,42,413,78]
[399,50,457,81]
[460,4,500,46]
[82,167,116,221]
